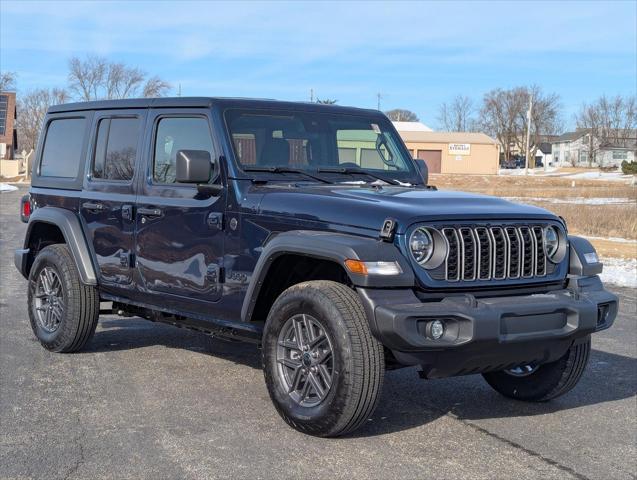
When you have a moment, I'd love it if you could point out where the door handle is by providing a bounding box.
[138,207,163,217]
[82,201,105,211]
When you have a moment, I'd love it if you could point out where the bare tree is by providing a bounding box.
[576,95,637,164]
[68,55,107,101]
[384,109,419,122]
[479,86,561,165]
[142,76,171,98]
[316,98,338,104]
[0,71,17,91]
[16,88,70,154]
[106,62,145,99]
[438,95,476,131]
[479,88,524,163]
[68,55,170,101]
[514,86,562,167]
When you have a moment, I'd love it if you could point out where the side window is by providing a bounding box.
[153,117,213,184]
[40,118,87,178]
[92,117,140,181]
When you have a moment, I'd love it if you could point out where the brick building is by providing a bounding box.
[0,91,18,160]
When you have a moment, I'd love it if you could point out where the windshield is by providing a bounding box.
[224,108,422,184]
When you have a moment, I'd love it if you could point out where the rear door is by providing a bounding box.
[135,109,224,305]
[80,110,145,288]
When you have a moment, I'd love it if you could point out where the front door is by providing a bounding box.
[135,110,224,305]
[80,110,145,287]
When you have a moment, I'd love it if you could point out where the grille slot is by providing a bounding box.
[436,224,551,283]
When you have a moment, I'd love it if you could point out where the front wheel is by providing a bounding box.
[262,281,384,437]
[482,337,591,402]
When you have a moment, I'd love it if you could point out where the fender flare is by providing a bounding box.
[568,235,602,277]
[21,207,97,285]
[240,230,414,322]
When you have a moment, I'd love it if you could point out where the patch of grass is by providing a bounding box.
[431,173,637,241]
[524,202,637,240]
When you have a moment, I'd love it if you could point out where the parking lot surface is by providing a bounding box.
[1,186,635,480]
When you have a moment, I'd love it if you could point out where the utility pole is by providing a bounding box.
[524,95,533,175]
[310,88,314,103]
[376,92,382,110]
[177,83,182,97]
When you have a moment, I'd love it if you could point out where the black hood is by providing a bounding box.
[255,184,560,234]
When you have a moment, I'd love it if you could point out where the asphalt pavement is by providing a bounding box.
[1,185,635,480]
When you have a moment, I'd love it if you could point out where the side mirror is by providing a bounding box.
[414,158,429,185]
[176,150,213,183]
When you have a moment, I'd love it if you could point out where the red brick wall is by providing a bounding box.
[0,92,17,159]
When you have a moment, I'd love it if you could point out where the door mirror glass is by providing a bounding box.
[414,158,428,184]
[175,149,213,183]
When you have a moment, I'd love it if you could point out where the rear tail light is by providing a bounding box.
[20,194,31,223]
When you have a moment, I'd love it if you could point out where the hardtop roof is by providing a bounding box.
[47,97,383,117]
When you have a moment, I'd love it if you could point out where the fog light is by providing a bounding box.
[429,320,445,340]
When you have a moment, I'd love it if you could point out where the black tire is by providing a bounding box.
[482,337,591,402]
[262,280,384,437]
[27,244,100,353]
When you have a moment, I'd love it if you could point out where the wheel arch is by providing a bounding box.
[20,207,97,285]
[241,230,414,323]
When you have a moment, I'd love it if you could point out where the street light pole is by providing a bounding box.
[524,95,533,175]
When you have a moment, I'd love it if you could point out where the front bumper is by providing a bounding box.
[358,275,618,378]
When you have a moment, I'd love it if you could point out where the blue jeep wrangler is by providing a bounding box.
[15,98,618,437]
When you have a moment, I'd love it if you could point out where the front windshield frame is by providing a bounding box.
[223,107,422,185]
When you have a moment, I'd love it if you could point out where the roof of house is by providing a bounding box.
[397,130,497,145]
[391,121,433,132]
[554,131,587,143]
[538,142,552,154]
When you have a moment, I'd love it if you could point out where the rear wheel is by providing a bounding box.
[262,281,384,437]
[482,337,591,402]
[27,244,100,352]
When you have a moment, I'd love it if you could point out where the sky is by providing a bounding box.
[1,0,636,130]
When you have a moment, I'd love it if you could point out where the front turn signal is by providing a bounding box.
[344,260,402,276]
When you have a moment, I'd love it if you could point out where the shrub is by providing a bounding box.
[621,160,637,175]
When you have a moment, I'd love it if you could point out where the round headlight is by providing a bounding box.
[544,226,560,260]
[409,227,434,264]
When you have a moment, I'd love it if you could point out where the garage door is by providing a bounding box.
[417,150,442,173]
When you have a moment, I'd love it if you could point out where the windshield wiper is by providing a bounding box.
[243,166,332,184]
[317,167,400,185]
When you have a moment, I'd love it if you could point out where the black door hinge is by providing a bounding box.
[119,251,134,268]
[122,204,133,222]
[207,212,224,230]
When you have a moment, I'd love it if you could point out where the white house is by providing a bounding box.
[552,130,636,167]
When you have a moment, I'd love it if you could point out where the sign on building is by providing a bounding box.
[448,143,471,156]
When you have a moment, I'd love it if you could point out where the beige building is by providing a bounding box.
[394,126,500,175]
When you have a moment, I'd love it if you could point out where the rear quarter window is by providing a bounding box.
[40,118,87,178]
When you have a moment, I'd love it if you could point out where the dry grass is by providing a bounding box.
[431,174,637,200]
[431,173,637,243]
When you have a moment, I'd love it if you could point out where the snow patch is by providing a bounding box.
[0,183,18,192]
[584,235,637,244]
[600,257,637,288]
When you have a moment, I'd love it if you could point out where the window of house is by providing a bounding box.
[0,94,7,136]
[153,117,214,184]
[39,117,87,178]
[612,150,628,160]
[92,117,140,181]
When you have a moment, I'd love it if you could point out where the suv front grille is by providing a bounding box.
[432,225,554,282]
